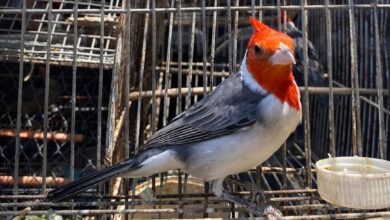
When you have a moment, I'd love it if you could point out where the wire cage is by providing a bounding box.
[0,0,389,219]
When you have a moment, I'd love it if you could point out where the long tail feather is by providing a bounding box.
[47,159,137,202]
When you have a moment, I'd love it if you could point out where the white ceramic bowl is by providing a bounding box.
[316,156,390,209]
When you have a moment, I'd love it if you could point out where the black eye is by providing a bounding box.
[254,44,263,56]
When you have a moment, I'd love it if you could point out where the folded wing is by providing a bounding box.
[145,73,268,148]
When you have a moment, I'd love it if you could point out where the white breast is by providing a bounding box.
[183,94,301,181]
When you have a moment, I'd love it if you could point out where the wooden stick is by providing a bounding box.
[0,176,69,186]
[0,129,84,143]
[66,16,117,27]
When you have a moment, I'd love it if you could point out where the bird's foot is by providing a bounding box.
[244,203,282,220]
[211,179,283,219]
[260,204,283,220]
[219,190,282,219]
[225,177,269,204]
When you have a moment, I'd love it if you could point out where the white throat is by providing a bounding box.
[240,51,267,94]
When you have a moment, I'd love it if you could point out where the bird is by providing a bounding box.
[47,17,301,219]
[279,11,337,107]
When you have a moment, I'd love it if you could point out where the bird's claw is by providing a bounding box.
[261,204,283,220]
[216,179,282,219]
[249,204,283,220]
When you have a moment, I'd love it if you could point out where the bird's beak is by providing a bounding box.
[270,43,296,65]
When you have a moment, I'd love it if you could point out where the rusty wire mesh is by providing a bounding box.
[0,0,389,219]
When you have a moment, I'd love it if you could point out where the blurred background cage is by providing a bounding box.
[0,0,389,219]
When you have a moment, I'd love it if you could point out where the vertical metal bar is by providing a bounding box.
[70,0,78,182]
[301,0,312,187]
[321,104,328,154]
[205,2,214,212]
[230,183,235,218]
[97,0,104,174]
[42,0,52,193]
[341,9,351,155]
[194,72,199,103]
[150,3,157,216]
[177,0,183,114]
[251,0,256,17]
[382,2,390,159]
[256,165,262,187]
[201,0,207,93]
[124,0,131,161]
[348,0,362,156]
[151,174,156,219]
[183,177,188,213]
[158,172,165,219]
[186,12,196,110]
[130,179,136,219]
[325,0,336,156]
[232,0,239,73]
[276,0,281,31]
[178,170,183,218]
[227,0,232,74]
[151,0,157,133]
[258,0,263,21]
[203,181,209,218]
[136,0,150,150]
[14,0,26,197]
[163,0,175,126]
[373,0,387,159]
[282,142,287,189]
[282,0,287,31]
[177,1,184,211]
[368,12,376,157]
[209,0,218,91]
[360,10,369,156]
[279,0,288,192]
[335,10,343,155]
[124,1,132,217]
[97,0,105,205]
[255,0,263,192]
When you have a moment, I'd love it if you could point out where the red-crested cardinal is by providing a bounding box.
[47,17,301,218]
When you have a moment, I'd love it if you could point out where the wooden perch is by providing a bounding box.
[0,129,84,143]
[105,109,128,164]
[0,176,69,187]
[66,15,117,27]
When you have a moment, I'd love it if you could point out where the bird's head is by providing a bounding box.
[245,17,300,110]
[246,16,295,78]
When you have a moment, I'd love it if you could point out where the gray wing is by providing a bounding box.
[144,73,268,148]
